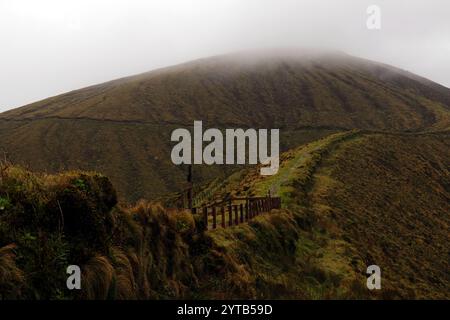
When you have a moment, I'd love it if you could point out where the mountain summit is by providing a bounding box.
[1,50,449,201]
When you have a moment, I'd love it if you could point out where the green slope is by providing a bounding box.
[0,50,449,202]
[199,130,450,299]
[1,130,448,299]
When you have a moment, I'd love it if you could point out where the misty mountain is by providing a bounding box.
[0,49,449,201]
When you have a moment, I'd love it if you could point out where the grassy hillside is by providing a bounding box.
[2,130,448,299]
[0,50,448,299]
[309,132,449,298]
[0,50,449,202]
[194,130,450,299]
[0,161,366,299]
[0,161,203,299]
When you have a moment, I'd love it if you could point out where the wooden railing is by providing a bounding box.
[193,196,281,230]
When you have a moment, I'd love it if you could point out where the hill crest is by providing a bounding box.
[0,50,449,201]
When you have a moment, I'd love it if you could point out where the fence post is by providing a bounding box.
[203,207,208,230]
[240,204,244,223]
[251,201,255,218]
[221,206,226,228]
[233,205,238,225]
[212,207,217,229]
[228,201,233,226]
[245,200,249,221]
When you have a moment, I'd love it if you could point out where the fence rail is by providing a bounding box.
[193,196,281,230]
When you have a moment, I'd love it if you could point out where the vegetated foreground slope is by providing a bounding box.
[196,131,450,299]
[0,161,347,299]
[1,49,449,201]
[0,130,448,299]
[310,132,450,298]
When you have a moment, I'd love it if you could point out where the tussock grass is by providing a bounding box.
[0,244,25,299]
[0,130,448,299]
[0,161,203,299]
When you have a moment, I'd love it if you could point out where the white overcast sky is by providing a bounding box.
[0,0,449,111]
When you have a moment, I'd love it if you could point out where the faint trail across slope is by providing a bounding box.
[251,130,360,202]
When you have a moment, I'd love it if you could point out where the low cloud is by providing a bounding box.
[0,0,449,111]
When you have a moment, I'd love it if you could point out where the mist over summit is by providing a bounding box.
[0,50,449,201]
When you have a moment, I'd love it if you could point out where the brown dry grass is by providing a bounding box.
[0,244,25,299]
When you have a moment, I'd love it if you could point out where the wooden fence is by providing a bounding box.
[193,196,281,230]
